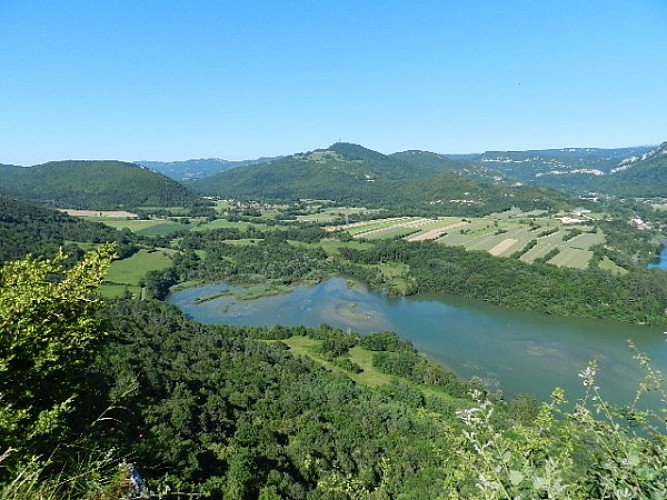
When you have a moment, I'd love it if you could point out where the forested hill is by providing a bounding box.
[600,142,667,197]
[0,160,198,209]
[0,195,133,263]
[188,142,575,215]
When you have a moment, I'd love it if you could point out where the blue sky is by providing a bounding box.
[1,1,666,165]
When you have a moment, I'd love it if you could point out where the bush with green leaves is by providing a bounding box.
[449,343,667,499]
[0,245,116,483]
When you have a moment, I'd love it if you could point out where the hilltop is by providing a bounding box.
[188,142,574,215]
[0,160,198,209]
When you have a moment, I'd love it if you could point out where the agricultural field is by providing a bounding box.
[296,206,376,223]
[105,248,176,286]
[332,212,607,270]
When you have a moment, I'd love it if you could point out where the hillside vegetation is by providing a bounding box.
[0,195,136,263]
[189,143,575,215]
[475,143,667,197]
[0,160,197,209]
[1,247,665,498]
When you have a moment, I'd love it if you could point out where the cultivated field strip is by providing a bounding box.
[353,218,438,239]
[405,221,469,241]
[325,217,410,233]
[330,215,603,269]
[566,231,604,250]
[548,247,593,269]
[489,238,518,256]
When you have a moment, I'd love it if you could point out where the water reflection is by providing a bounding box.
[168,278,666,405]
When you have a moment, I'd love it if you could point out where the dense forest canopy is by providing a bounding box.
[0,160,198,209]
[1,140,666,497]
[188,143,577,215]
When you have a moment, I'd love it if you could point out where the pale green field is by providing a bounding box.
[213,200,231,211]
[105,248,175,285]
[192,218,268,232]
[598,256,628,275]
[565,231,604,250]
[363,227,420,240]
[298,209,366,223]
[98,283,141,299]
[288,239,373,256]
[281,337,460,401]
[547,247,593,269]
[338,214,604,269]
[136,222,188,236]
[88,217,168,231]
[347,218,415,236]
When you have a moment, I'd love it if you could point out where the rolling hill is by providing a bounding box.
[0,160,198,209]
[189,143,575,215]
[0,194,129,262]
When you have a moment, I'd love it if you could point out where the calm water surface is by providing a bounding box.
[168,278,666,404]
[648,244,667,270]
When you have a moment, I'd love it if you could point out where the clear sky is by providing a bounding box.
[1,1,666,165]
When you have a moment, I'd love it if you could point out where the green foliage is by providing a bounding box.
[189,143,576,216]
[0,160,197,209]
[453,348,667,499]
[0,195,134,263]
[343,239,667,326]
[0,245,115,476]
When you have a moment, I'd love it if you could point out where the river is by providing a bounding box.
[168,278,666,405]
[648,244,667,270]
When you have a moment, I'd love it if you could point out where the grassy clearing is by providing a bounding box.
[280,338,462,402]
[89,217,168,232]
[281,337,394,387]
[363,227,421,240]
[288,239,374,256]
[346,218,414,236]
[547,247,593,269]
[195,283,289,303]
[375,262,413,294]
[213,200,231,212]
[192,218,268,232]
[136,222,188,236]
[98,283,142,299]
[105,248,175,285]
[598,256,629,275]
[565,231,604,250]
[297,207,374,223]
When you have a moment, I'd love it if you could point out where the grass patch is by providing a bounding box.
[105,248,175,286]
[88,217,168,232]
[194,283,290,303]
[598,256,629,275]
[281,337,394,387]
[280,337,464,401]
[98,283,141,299]
[192,218,266,232]
[136,222,188,237]
[547,247,593,269]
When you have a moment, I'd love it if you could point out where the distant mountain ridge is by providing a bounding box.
[457,145,663,196]
[136,157,279,180]
[0,160,198,209]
